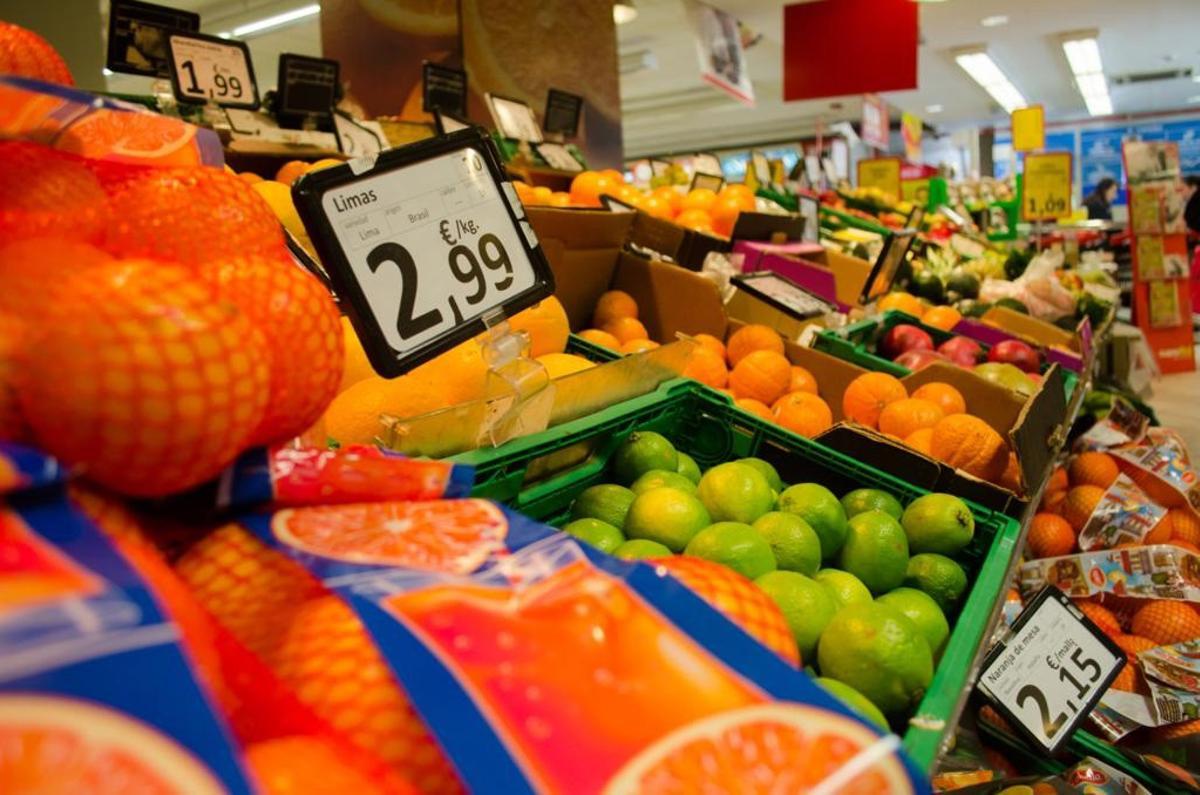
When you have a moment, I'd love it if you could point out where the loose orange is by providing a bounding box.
[682,346,728,389]
[718,183,755,204]
[734,398,772,420]
[1069,451,1119,490]
[877,398,944,439]
[772,392,833,438]
[1027,514,1075,559]
[694,333,726,359]
[592,289,639,327]
[600,168,625,185]
[602,316,650,345]
[275,160,311,186]
[921,306,962,331]
[788,365,818,395]
[568,170,612,207]
[529,185,553,205]
[681,188,717,213]
[1046,465,1069,495]
[841,372,908,429]
[929,414,1009,482]
[621,338,659,354]
[638,194,675,220]
[876,292,925,318]
[726,324,784,367]
[1131,601,1200,646]
[911,382,967,416]
[1061,485,1105,533]
[728,350,791,405]
[650,186,683,215]
[674,208,713,233]
[1074,600,1121,638]
[1041,489,1066,516]
[509,296,570,356]
[904,428,933,455]
[577,328,621,350]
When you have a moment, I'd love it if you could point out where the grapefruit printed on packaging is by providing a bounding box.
[272,500,509,573]
[0,694,225,794]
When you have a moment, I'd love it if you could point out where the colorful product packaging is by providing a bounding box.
[1075,474,1167,551]
[1018,543,1200,601]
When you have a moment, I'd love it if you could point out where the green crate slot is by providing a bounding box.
[565,333,621,363]
[813,310,1079,401]
[451,378,1022,771]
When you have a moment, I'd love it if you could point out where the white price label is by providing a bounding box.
[978,588,1124,752]
[311,141,548,373]
[167,33,258,108]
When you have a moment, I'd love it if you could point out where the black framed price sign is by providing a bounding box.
[543,88,583,138]
[732,272,836,321]
[277,53,338,127]
[107,0,200,78]
[166,32,259,109]
[690,172,725,193]
[292,128,555,377]
[977,587,1125,754]
[859,229,917,304]
[423,62,467,118]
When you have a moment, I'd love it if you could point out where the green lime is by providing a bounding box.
[838,510,909,595]
[631,469,698,496]
[901,493,975,554]
[777,483,849,560]
[561,518,624,553]
[613,539,673,560]
[904,553,968,611]
[877,588,950,658]
[816,602,934,717]
[696,462,774,524]
[684,521,776,580]
[815,677,889,730]
[624,487,711,552]
[612,431,678,485]
[675,452,702,484]
[755,571,837,661]
[751,512,821,576]
[570,484,636,530]
[813,569,873,609]
[737,457,784,492]
[840,488,903,521]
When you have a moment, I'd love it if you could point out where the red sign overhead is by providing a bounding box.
[782,0,918,102]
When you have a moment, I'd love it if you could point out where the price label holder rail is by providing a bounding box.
[166,32,259,109]
[293,128,557,443]
[977,586,1125,754]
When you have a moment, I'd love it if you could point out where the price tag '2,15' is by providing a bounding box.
[292,128,555,377]
[166,32,259,109]
[977,586,1125,754]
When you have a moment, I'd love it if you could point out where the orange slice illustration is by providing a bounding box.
[272,499,508,573]
[56,111,200,167]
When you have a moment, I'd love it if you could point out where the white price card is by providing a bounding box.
[977,587,1125,753]
[167,32,258,109]
[293,129,554,377]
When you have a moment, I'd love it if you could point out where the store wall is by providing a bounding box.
[6,0,104,91]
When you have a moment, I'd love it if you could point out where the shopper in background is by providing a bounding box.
[1184,175,1200,235]
[1083,178,1118,221]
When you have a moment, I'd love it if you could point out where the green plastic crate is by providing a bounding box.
[565,333,620,363]
[813,310,1079,401]
[450,379,1022,771]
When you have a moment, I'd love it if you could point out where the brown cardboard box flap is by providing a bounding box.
[629,210,731,271]
[814,424,945,491]
[1007,363,1068,493]
[981,307,1078,352]
[811,248,874,308]
[611,252,726,340]
[527,206,633,251]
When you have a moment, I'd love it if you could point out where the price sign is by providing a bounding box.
[733,272,836,320]
[1012,105,1046,153]
[856,157,902,201]
[167,33,258,109]
[1022,151,1073,222]
[977,587,1125,753]
[292,128,555,377]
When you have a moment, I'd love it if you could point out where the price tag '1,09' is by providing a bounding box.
[1022,151,1073,222]
[167,32,259,109]
[977,587,1124,753]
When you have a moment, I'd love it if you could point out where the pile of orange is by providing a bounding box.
[575,290,661,355]
[874,293,963,330]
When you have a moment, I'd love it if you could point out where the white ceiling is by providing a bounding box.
[103,0,1200,157]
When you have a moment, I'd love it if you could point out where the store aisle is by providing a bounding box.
[1148,359,1200,453]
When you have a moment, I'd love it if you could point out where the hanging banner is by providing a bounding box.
[861,93,889,151]
[901,111,922,162]
[686,0,755,105]
[857,156,902,200]
[1012,105,1046,153]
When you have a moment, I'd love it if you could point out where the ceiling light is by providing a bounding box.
[953,49,1027,113]
[1061,32,1113,116]
[219,4,320,39]
[981,15,1008,27]
[1192,73,1200,82]
[925,104,944,113]
[614,2,638,24]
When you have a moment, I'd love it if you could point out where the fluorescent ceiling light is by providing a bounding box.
[614,2,638,24]
[1061,34,1113,116]
[954,49,1027,113]
[981,15,1008,27]
[925,104,944,113]
[218,4,320,39]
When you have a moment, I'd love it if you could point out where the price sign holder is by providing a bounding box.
[1021,151,1073,222]
[859,228,917,305]
[732,272,837,321]
[107,0,200,78]
[977,586,1125,754]
[856,157,902,201]
[543,88,583,139]
[292,127,555,378]
[166,32,259,109]
[276,53,339,130]
[423,61,468,118]
[534,142,583,172]
[689,172,725,193]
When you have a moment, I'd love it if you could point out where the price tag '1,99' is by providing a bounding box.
[977,587,1124,753]
[293,128,555,377]
[167,32,259,109]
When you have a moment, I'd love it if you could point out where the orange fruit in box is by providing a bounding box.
[998,452,1022,493]
[729,350,791,405]
[1041,489,1066,515]
[547,191,572,207]
[1069,451,1119,490]
[911,382,966,417]
[593,289,638,327]
[726,324,784,367]
[772,392,833,438]
[600,168,625,185]
[652,186,684,214]
[709,196,746,237]
[0,21,73,85]
[928,414,1008,482]
[920,306,962,331]
[276,160,311,186]
[904,428,933,455]
[568,170,612,207]
[1131,601,1200,646]
[674,208,713,233]
[578,328,621,350]
[530,185,553,205]
[0,142,110,245]
[1061,485,1105,533]
[509,296,569,357]
[842,372,907,429]
[734,398,772,420]
[682,346,728,389]
[603,316,650,345]
[621,339,659,354]
[693,333,726,359]
[681,187,717,212]
[876,292,924,318]
[1027,514,1075,559]
[788,365,818,395]
[1074,600,1121,639]
[638,193,675,219]
[877,398,944,439]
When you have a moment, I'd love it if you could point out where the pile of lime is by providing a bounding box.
[563,429,978,727]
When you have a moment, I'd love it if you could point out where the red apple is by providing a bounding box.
[988,339,1041,373]
[937,336,984,367]
[894,349,951,371]
[880,324,934,359]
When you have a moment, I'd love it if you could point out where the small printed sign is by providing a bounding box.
[107,0,200,78]
[167,32,258,109]
[423,61,467,118]
[543,88,583,138]
[1022,151,1073,222]
[978,586,1125,753]
[277,53,339,122]
[857,157,902,201]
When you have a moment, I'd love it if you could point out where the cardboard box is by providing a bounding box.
[737,242,876,310]
[955,307,1096,375]
[627,210,731,272]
